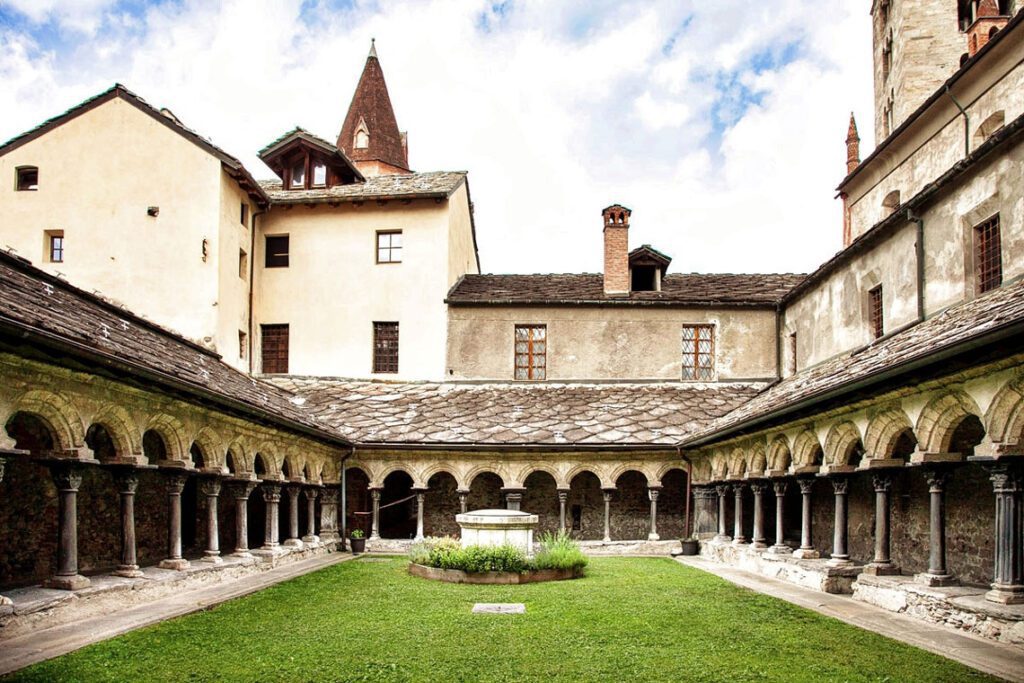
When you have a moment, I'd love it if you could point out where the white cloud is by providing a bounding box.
[1,0,120,33]
[0,0,875,275]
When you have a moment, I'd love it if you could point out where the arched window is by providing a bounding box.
[975,110,1005,146]
[882,189,901,215]
[355,129,369,149]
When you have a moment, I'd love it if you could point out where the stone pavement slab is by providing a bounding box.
[677,556,1024,683]
[472,603,526,614]
[0,552,356,677]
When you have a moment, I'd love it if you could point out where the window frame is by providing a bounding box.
[375,230,403,264]
[514,324,547,381]
[868,285,884,339]
[681,324,716,381]
[240,203,249,226]
[46,230,64,263]
[372,321,400,374]
[260,324,289,374]
[15,166,38,191]
[974,214,1002,294]
[238,249,248,279]
[265,234,290,268]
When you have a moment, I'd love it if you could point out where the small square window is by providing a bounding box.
[240,203,249,226]
[46,230,64,263]
[239,249,248,279]
[376,231,402,264]
[16,166,38,191]
[265,235,289,268]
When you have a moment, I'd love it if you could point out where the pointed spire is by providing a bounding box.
[337,40,411,175]
[846,112,861,175]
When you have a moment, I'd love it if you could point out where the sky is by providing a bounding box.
[0,0,876,276]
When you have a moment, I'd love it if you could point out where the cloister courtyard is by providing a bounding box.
[2,556,1004,682]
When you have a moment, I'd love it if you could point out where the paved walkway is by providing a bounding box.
[0,552,355,677]
[676,556,1024,683]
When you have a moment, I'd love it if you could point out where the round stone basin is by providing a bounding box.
[456,509,538,551]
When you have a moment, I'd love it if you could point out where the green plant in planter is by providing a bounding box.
[351,529,365,539]
[532,531,588,571]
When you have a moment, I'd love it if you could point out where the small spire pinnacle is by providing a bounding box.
[368,38,377,59]
[846,112,861,175]
[846,112,860,144]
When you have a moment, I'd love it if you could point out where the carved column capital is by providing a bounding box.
[830,476,849,495]
[304,487,320,502]
[286,484,303,500]
[557,489,569,503]
[261,482,282,503]
[715,483,730,496]
[986,462,1024,493]
[370,488,382,502]
[871,472,893,493]
[602,489,614,503]
[50,463,84,491]
[797,477,815,495]
[772,480,788,496]
[923,467,953,493]
[199,477,222,497]
[230,480,258,500]
[112,468,139,493]
[164,471,188,494]
[648,487,661,502]
[749,481,767,495]
[732,482,746,495]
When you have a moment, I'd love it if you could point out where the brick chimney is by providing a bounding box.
[602,204,631,296]
[967,0,1009,58]
[846,112,861,175]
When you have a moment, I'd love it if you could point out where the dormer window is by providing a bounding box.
[312,163,327,187]
[631,266,658,292]
[627,244,671,293]
[289,160,305,189]
[16,166,38,191]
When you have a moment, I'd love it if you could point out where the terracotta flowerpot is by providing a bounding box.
[350,537,366,554]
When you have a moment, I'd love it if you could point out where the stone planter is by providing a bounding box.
[680,539,700,555]
[408,563,584,585]
[350,537,366,554]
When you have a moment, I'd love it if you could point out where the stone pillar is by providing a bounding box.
[793,477,818,559]
[457,489,469,514]
[648,486,661,541]
[557,488,569,533]
[369,487,382,541]
[199,477,223,564]
[414,488,426,541]
[693,486,717,537]
[915,468,956,586]
[732,482,747,545]
[159,472,190,570]
[715,484,731,541]
[984,462,1024,604]
[303,488,320,545]
[750,481,767,549]
[0,456,10,604]
[319,485,339,545]
[111,468,144,577]
[503,488,525,511]
[45,463,90,590]
[827,476,852,567]
[283,485,303,548]
[602,488,614,542]
[864,472,898,575]
[230,480,257,558]
[260,482,282,551]
[770,480,790,553]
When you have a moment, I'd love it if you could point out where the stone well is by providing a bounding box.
[456,509,537,552]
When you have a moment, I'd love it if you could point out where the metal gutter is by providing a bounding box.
[352,441,680,453]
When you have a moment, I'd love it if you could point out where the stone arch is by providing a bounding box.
[916,391,984,454]
[252,442,282,478]
[565,464,607,488]
[864,408,916,459]
[281,453,302,481]
[746,440,767,475]
[823,421,865,467]
[612,467,649,486]
[691,458,712,483]
[727,448,746,479]
[512,462,565,489]
[190,426,224,470]
[88,403,141,459]
[252,451,277,479]
[984,375,1024,446]
[654,460,688,484]
[8,389,85,453]
[792,429,823,467]
[709,452,728,481]
[417,462,461,489]
[766,435,791,472]
[463,465,505,490]
[225,437,252,475]
[374,463,416,489]
[144,413,188,463]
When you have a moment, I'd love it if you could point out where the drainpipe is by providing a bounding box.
[907,209,926,322]
[774,306,783,381]
[945,85,970,158]
[247,209,264,374]
[678,447,692,539]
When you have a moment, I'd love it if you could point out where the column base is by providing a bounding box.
[714,535,732,543]
[731,537,749,546]
[826,556,854,567]
[159,558,190,571]
[283,538,304,549]
[369,534,381,541]
[230,549,253,559]
[792,548,819,559]
[602,536,611,543]
[302,535,320,546]
[862,562,900,576]
[751,539,768,549]
[0,595,12,606]
[253,545,285,557]
[647,533,660,541]
[985,584,1024,605]
[45,574,90,590]
[114,565,145,578]
[201,553,224,564]
[915,572,958,587]
[769,544,792,554]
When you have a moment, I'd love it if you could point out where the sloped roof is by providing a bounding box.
[260,170,467,204]
[0,84,268,206]
[337,43,409,171]
[681,278,1024,447]
[446,273,805,307]
[270,378,763,447]
[0,250,348,447]
[629,245,672,268]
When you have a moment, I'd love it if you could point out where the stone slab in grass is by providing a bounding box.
[472,603,525,614]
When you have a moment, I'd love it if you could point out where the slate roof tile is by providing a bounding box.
[260,171,466,204]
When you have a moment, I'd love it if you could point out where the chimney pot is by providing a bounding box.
[602,204,631,296]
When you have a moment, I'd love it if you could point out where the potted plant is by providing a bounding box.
[679,537,699,556]
[350,528,366,554]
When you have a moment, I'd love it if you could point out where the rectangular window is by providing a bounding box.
[681,325,715,380]
[240,203,249,226]
[313,163,327,187]
[975,215,1002,294]
[376,230,402,264]
[265,235,289,268]
[260,324,289,374]
[514,324,547,381]
[373,322,399,373]
[788,332,798,376]
[869,286,884,339]
[290,160,305,189]
[238,249,248,279]
[16,166,38,191]
[238,330,247,360]
[46,230,64,263]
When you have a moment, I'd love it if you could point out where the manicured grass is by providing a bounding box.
[9,557,998,682]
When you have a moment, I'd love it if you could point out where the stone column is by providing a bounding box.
[303,487,320,545]
[457,489,469,514]
[984,462,1024,604]
[827,476,852,567]
[503,488,525,511]
[44,463,90,590]
[732,482,747,545]
[770,480,790,553]
[159,472,190,570]
[413,488,426,541]
[557,488,569,533]
[865,472,898,575]
[260,482,282,552]
[283,485,303,548]
[648,486,661,541]
[692,487,717,537]
[793,477,818,559]
[0,457,10,604]
[111,468,144,577]
[369,487,382,541]
[199,477,223,564]
[319,485,339,545]
[230,480,257,558]
[602,488,614,542]
[750,481,767,549]
[714,484,731,541]
[915,468,956,585]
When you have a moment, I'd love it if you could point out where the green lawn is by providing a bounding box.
[9,557,998,682]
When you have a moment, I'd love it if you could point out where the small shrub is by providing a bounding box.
[410,538,528,573]
[531,531,588,572]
